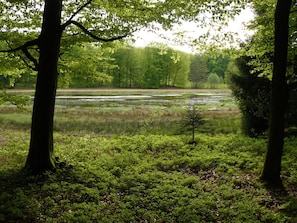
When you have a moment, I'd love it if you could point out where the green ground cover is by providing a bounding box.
[0,89,296,222]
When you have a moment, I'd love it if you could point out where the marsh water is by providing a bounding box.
[54,91,236,111]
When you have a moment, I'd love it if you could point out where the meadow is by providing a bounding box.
[0,89,297,222]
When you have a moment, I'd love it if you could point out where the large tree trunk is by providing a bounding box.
[261,0,292,186]
[25,0,62,173]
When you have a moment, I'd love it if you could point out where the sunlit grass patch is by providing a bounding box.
[0,112,31,129]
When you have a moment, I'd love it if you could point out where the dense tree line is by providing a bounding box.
[109,44,191,89]
[10,43,230,89]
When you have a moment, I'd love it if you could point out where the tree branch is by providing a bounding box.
[0,39,39,53]
[61,1,129,43]
[21,48,39,71]
[64,0,93,26]
[20,56,38,71]
[63,20,129,42]
[0,38,40,70]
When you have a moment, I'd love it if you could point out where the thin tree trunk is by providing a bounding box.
[172,67,180,87]
[261,0,292,186]
[25,0,62,173]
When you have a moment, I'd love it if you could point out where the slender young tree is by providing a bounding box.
[183,105,204,143]
[261,0,293,187]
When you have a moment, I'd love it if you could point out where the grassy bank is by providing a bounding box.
[0,106,240,136]
[6,88,232,96]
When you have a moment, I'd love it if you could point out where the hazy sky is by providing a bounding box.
[132,8,255,53]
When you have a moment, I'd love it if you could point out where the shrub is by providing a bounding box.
[227,56,270,137]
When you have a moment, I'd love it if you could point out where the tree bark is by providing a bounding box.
[25,0,63,173]
[261,0,292,186]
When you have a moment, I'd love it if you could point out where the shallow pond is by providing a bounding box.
[54,92,236,111]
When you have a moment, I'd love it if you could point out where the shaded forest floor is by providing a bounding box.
[0,89,297,222]
[1,130,297,222]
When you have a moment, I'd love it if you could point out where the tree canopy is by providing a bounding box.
[243,0,297,79]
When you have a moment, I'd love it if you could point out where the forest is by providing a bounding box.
[2,43,229,89]
[0,0,297,222]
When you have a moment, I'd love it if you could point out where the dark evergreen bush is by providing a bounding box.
[228,56,271,137]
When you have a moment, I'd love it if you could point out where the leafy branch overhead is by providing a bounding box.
[0,0,131,71]
[0,39,40,71]
[0,0,250,72]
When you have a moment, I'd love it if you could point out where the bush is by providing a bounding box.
[227,56,270,137]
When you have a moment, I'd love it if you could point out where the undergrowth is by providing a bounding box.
[1,129,297,223]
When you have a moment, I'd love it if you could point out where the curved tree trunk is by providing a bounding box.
[25,0,63,174]
[261,0,292,186]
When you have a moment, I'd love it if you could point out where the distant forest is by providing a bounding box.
[3,43,231,89]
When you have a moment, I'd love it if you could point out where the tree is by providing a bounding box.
[0,0,259,173]
[24,0,64,172]
[207,73,221,88]
[244,0,297,80]
[142,46,164,88]
[246,0,297,131]
[188,54,209,88]
[109,43,191,89]
[0,40,32,104]
[59,43,114,88]
[111,44,142,88]
[183,105,204,144]
[260,0,293,187]
[207,55,230,80]
[171,51,191,88]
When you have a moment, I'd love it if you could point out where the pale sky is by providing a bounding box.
[132,8,255,53]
